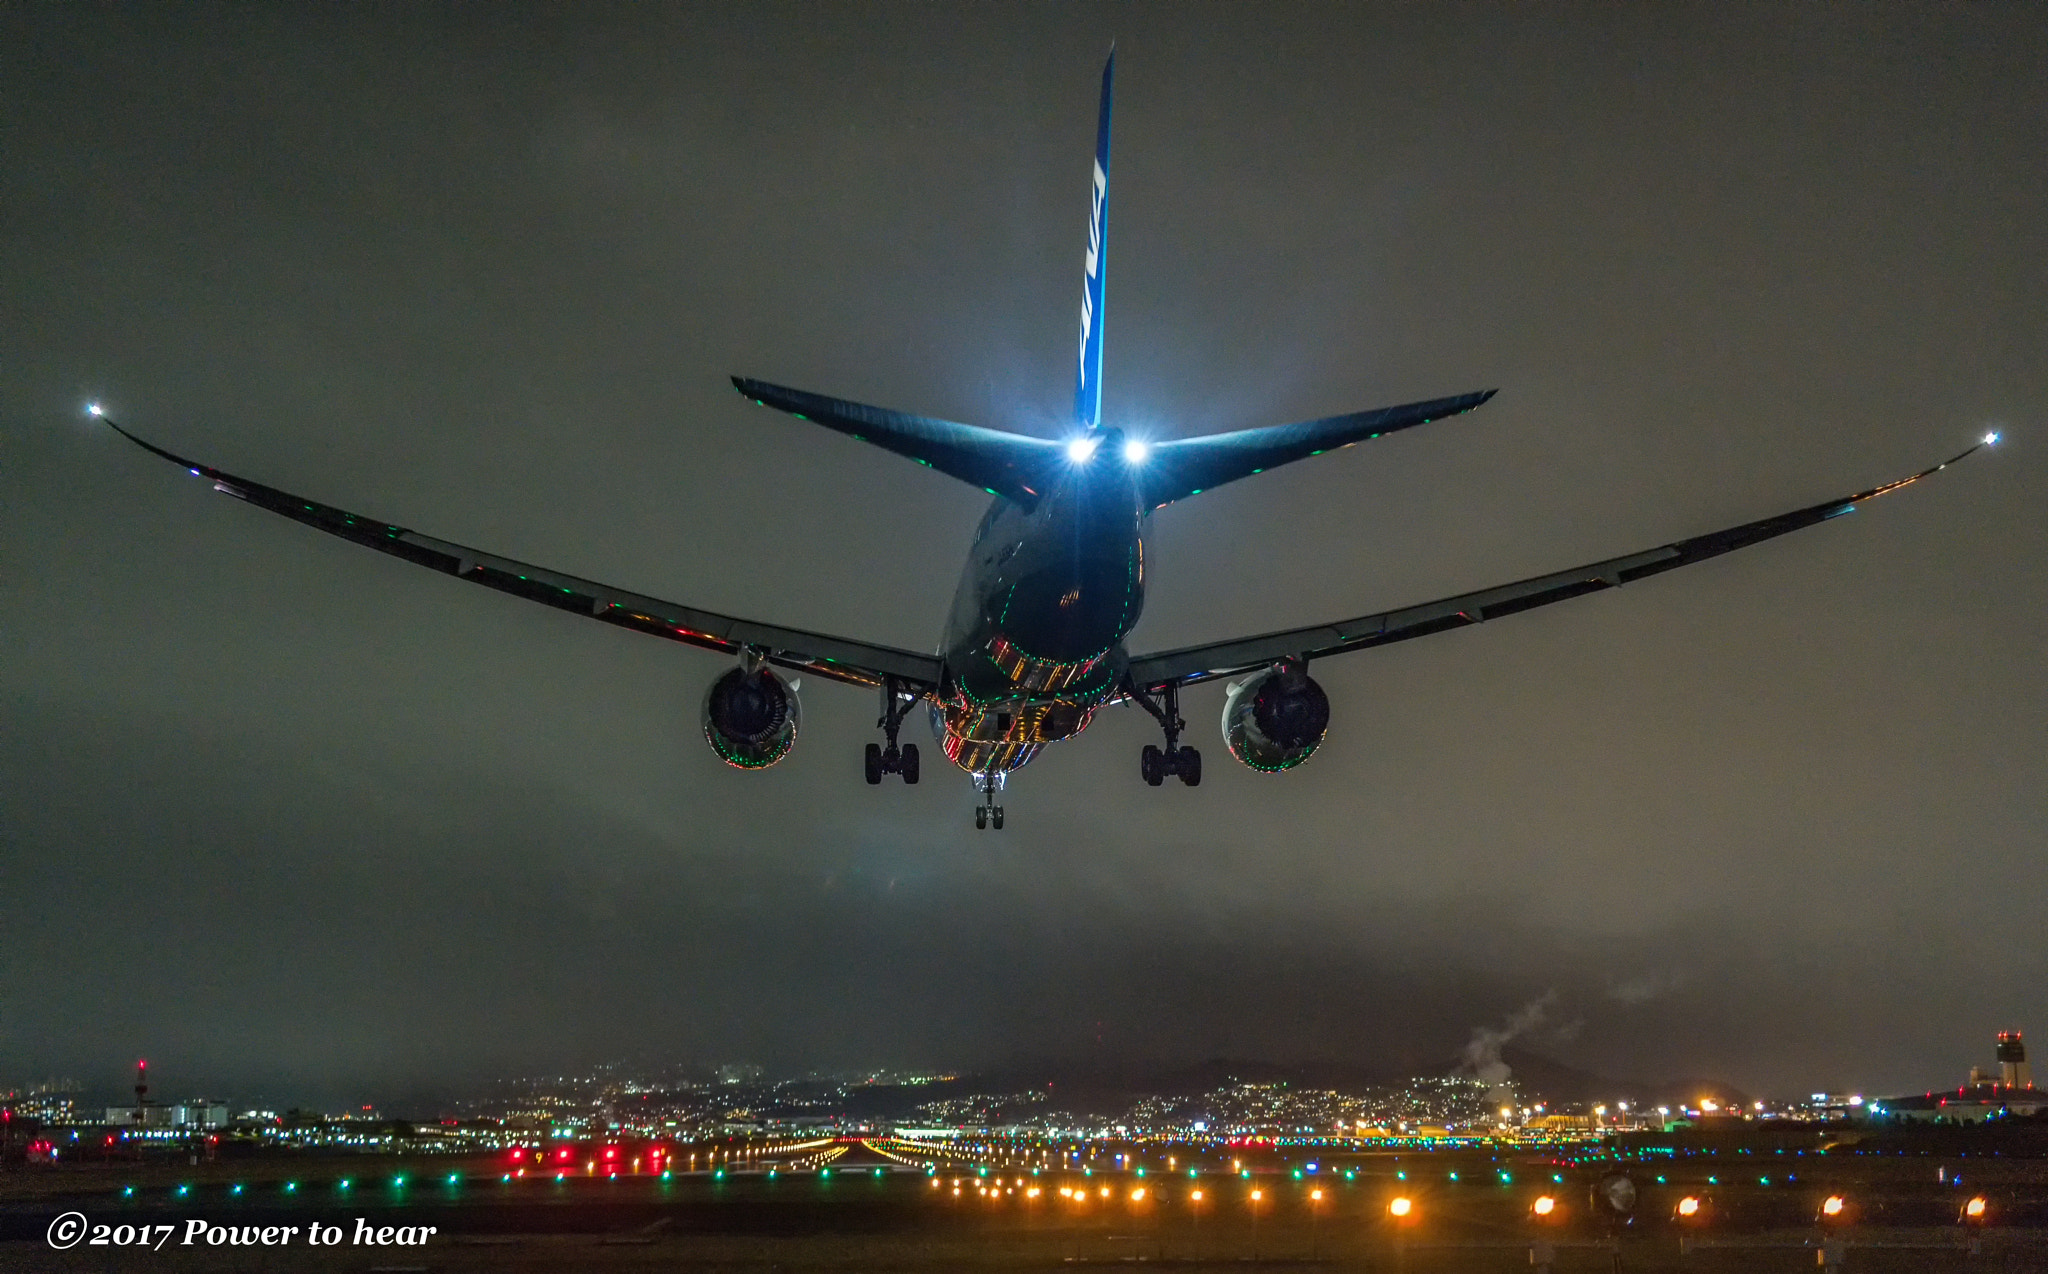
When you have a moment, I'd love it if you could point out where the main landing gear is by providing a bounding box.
[973,770,1006,830]
[864,677,920,785]
[1128,678,1201,787]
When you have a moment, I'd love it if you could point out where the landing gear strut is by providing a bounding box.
[974,771,1005,830]
[864,677,921,785]
[1128,678,1202,787]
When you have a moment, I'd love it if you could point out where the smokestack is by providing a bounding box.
[1997,1032,2030,1088]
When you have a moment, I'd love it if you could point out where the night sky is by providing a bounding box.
[5,4,2043,1108]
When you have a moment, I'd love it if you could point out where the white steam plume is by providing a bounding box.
[1459,991,1557,1105]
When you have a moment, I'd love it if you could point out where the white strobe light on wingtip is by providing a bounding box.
[86,402,103,417]
[1122,438,1150,464]
[1984,431,2000,446]
[1067,436,1100,463]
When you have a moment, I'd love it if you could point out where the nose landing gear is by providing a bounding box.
[864,677,921,785]
[973,770,1006,830]
[1128,678,1202,787]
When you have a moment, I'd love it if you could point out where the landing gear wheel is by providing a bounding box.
[901,743,920,785]
[1141,744,1164,787]
[1179,746,1202,787]
[864,742,883,786]
[975,805,988,830]
[992,806,1005,830]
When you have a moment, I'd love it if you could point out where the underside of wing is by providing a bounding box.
[102,417,943,691]
[1127,438,1991,690]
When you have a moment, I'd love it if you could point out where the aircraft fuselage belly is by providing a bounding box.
[935,466,1145,774]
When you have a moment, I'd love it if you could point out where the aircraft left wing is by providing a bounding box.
[1126,438,1992,690]
[100,416,944,691]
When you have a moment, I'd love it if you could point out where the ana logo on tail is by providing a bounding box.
[1078,159,1107,390]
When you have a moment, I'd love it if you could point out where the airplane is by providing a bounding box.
[94,49,1994,830]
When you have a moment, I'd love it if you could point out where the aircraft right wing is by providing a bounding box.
[1126,437,1993,690]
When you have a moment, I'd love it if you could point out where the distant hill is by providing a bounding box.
[926,1048,1751,1118]
[1493,1044,1749,1110]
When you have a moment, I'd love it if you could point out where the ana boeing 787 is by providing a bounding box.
[97,50,1992,828]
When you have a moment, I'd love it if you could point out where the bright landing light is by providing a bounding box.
[1066,435,1100,463]
[1121,438,1150,464]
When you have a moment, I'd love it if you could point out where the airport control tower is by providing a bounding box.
[1999,1032,2032,1088]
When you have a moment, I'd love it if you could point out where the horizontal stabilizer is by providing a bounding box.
[1139,389,1495,508]
[734,377,1060,503]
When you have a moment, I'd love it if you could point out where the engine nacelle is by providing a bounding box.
[1220,664,1330,773]
[701,666,801,769]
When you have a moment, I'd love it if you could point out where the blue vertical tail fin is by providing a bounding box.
[1074,47,1114,430]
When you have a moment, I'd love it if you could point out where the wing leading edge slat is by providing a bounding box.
[1126,439,1990,689]
[103,419,943,691]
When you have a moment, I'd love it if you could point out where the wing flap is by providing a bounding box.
[106,418,943,690]
[1127,440,1988,688]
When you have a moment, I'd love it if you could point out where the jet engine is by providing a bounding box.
[702,665,801,769]
[1220,664,1330,772]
